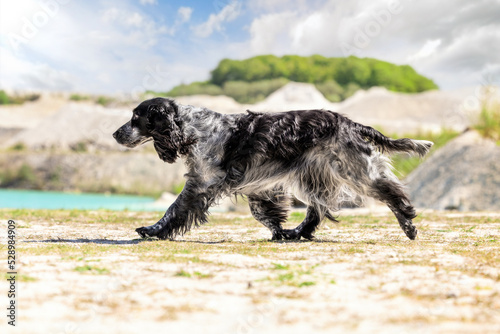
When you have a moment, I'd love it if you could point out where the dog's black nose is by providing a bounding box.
[112,131,118,139]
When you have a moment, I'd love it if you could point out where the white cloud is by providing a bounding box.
[248,2,350,56]
[101,7,119,23]
[139,0,157,5]
[178,7,192,23]
[0,1,177,93]
[0,45,75,91]
[414,26,500,89]
[247,0,500,89]
[249,12,298,55]
[163,7,193,35]
[248,0,315,13]
[1,0,498,94]
[407,39,442,62]
[192,1,242,38]
[126,12,144,27]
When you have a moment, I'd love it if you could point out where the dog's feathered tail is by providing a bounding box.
[354,123,433,157]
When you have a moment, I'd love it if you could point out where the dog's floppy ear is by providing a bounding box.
[146,99,195,163]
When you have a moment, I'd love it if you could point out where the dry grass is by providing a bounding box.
[1,208,500,333]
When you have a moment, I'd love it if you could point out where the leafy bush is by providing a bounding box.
[164,78,289,104]
[69,94,90,101]
[0,164,38,187]
[314,81,361,102]
[0,90,40,105]
[71,141,88,152]
[0,90,11,104]
[165,81,223,97]
[163,55,438,103]
[96,96,114,106]
[473,104,500,143]
[18,164,36,184]
[9,143,26,151]
[315,80,344,102]
[210,55,438,92]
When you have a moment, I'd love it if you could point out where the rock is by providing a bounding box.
[251,82,338,111]
[406,130,500,211]
[335,87,478,135]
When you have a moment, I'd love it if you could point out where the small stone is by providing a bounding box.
[446,292,458,299]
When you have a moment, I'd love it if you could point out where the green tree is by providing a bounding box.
[164,55,438,103]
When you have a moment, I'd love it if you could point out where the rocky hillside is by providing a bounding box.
[0,151,186,197]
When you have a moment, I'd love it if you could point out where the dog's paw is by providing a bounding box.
[403,224,417,240]
[298,230,315,241]
[136,226,157,239]
[282,229,301,240]
[137,225,175,241]
[270,230,285,241]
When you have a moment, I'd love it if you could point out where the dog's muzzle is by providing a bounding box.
[113,123,151,148]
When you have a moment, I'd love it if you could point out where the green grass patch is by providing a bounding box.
[278,272,294,282]
[74,265,110,275]
[298,281,316,287]
[264,265,319,287]
[473,104,500,143]
[272,263,290,270]
[5,273,38,282]
[175,270,192,278]
[193,271,214,279]
[289,211,306,223]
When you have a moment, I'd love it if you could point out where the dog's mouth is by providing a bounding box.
[113,130,153,148]
[122,136,153,148]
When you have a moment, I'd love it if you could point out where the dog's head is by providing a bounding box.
[113,97,195,163]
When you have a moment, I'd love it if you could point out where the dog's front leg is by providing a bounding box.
[136,182,212,240]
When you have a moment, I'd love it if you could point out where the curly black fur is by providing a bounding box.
[113,98,433,241]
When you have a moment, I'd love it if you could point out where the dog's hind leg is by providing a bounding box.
[248,193,290,240]
[368,177,418,240]
[339,152,418,240]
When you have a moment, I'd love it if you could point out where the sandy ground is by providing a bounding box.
[1,209,500,334]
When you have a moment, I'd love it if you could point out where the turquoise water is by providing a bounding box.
[0,189,165,211]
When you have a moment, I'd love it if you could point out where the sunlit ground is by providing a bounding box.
[1,209,499,333]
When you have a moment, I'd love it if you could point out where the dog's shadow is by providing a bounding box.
[25,238,230,245]
[26,238,144,245]
[25,238,394,245]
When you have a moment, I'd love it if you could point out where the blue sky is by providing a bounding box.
[1,0,499,95]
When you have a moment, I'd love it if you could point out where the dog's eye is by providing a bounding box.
[132,114,139,120]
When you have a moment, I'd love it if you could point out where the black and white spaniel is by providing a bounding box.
[113,97,432,241]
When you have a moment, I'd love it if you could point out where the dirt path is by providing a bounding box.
[1,209,500,333]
